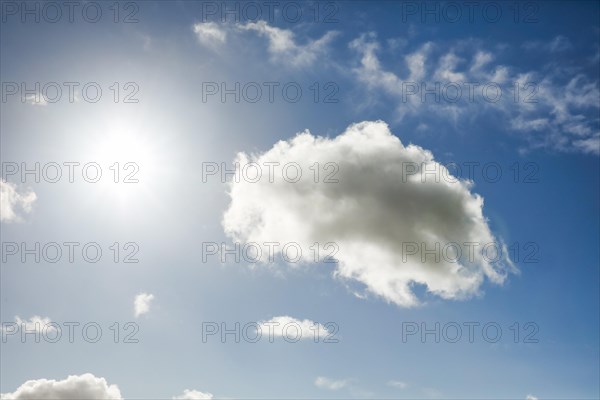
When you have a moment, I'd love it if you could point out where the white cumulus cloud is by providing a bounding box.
[134,292,154,318]
[0,180,36,223]
[172,389,213,400]
[0,373,122,399]
[222,121,516,307]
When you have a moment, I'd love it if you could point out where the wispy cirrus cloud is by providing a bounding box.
[239,20,339,67]
[192,20,339,67]
[189,22,598,155]
[349,33,599,154]
[523,35,573,52]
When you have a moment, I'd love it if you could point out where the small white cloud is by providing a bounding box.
[12,316,55,332]
[258,316,331,339]
[526,395,539,400]
[315,376,348,390]
[0,373,122,399]
[134,293,154,318]
[388,380,408,389]
[193,22,227,47]
[173,389,214,400]
[1,316,56,337]
[0,180,37,223]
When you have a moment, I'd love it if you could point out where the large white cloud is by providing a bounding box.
[0,373,122,399]
[0,180,36,223]
[222,121,516,307]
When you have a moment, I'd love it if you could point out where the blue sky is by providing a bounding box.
[1,1,599,399]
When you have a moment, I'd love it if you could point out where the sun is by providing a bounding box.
[77,112,170,208]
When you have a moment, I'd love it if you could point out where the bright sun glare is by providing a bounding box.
[79,115,168,207]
